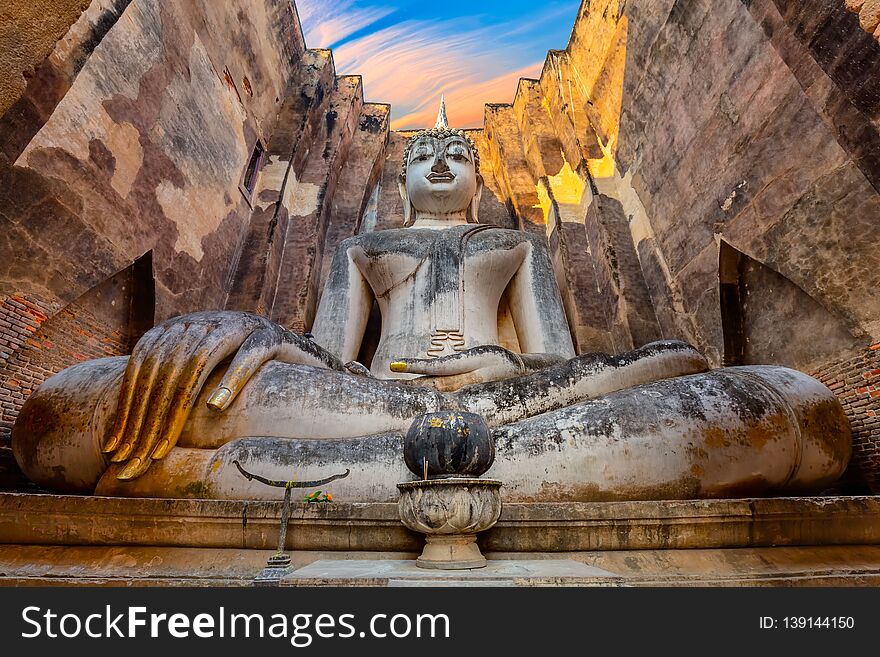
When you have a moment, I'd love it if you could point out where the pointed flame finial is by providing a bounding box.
[434,94,449,129]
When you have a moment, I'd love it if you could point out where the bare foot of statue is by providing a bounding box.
[11,101,851,501]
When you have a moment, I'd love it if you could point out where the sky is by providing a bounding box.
[294,0,581,130]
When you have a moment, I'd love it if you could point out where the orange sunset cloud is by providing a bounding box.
[390,62,544,129]
[295,0,577,130]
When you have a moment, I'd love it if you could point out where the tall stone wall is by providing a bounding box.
[617,0,880,488]
[1,0,304,320]
[0,0,96,119]
[611,0,880,358]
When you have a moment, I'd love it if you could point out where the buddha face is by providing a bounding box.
[403,135,480,217]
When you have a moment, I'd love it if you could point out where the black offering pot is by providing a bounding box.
[404,411,495,479]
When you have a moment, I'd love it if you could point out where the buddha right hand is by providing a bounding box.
[101,310,344,480]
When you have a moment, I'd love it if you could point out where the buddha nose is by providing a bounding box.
[431,152,450,173]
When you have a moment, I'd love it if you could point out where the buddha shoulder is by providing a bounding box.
[334,229,435,260]
[336,226,540,259]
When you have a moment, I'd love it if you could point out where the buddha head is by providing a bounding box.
[399,97,483,226]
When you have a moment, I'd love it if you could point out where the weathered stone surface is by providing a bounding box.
[225,49,337,316]
[2,493,880,586]
[583,193,661,351]
[483,104,545,232]
[7,544,880,586]
[466,129,516,230]
[546,208,613,353]
[490,546,880,587]
[539,50,603,168]
[0,0,130,158]
[761,1,880,191]
[318,103,389,294]
[281,559,620,586]
[511,79,564,184]
[373,131,409,231]
[610,0,880,357]
[3,0,303,320]
[722,242,864,371]
[269,75,364,332]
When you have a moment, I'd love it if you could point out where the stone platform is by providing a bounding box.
[1,493,880,586]
[281,559,623,587]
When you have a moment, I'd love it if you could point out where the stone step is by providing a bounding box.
[280,559,622,587]
[3,545,880,587]
[2,493,879,553]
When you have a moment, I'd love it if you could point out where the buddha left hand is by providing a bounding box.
[102,310,345,480]
[392,345,564,391]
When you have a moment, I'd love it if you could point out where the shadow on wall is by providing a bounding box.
[719,240,866,371]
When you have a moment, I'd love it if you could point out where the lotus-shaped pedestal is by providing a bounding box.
[397,478,502,569]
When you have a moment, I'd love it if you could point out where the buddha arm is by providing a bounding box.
[506,235,577,362]
[311,241,373,363]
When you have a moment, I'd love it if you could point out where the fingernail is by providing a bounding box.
[207,387,232,411]
[151,439,170,460]
[117,457,145,481]
[102,434,121,453]
[110,442,133,462]
[390,361,407,373]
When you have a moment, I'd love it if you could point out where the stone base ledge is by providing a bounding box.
[2,492,879,552]
[3,492,880,586]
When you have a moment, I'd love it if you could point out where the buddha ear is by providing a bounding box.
[467,173,483,224]
[398,174,415,227]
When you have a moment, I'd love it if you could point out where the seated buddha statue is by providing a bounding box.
[12,104,851,501]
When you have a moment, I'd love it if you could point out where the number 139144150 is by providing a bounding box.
[759,617,855,629]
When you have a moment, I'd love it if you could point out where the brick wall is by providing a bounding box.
[812,344,880,492]
[0,294,52,488]
[0,295,52,443]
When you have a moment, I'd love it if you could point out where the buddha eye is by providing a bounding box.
[445,143,470,162]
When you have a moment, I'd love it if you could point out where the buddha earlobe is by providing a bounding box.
[467,173,483,224]
[398,175,415,227]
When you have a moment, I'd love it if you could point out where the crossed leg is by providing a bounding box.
[20,340,846,502]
